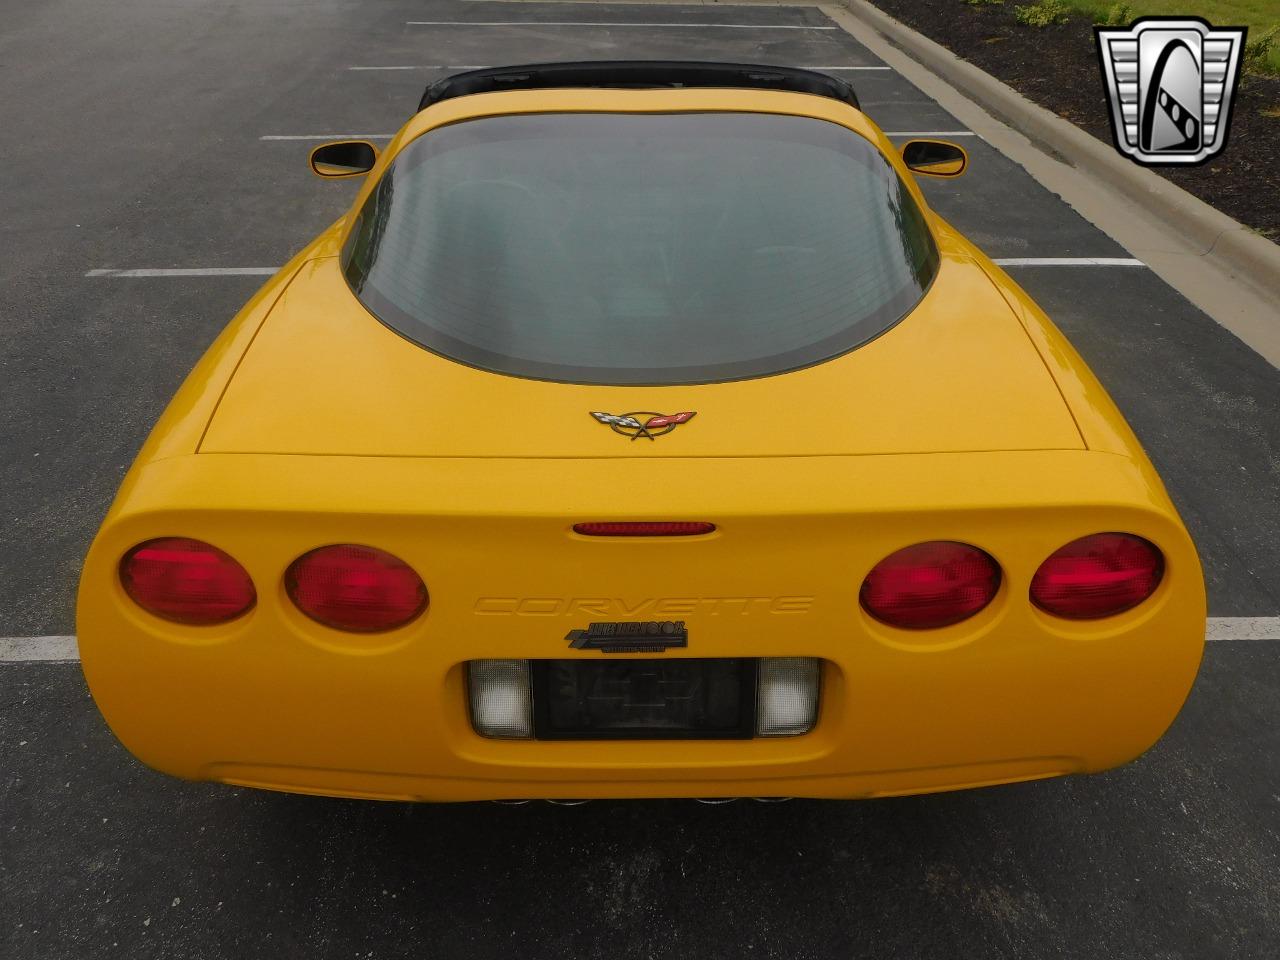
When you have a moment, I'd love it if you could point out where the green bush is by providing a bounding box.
[1097,3,1132,27]
[1013,0,1070,27]
[1243,24,1279,77]
[962,0,1004,6]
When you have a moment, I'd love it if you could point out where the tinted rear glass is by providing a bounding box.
[344,112,938,385]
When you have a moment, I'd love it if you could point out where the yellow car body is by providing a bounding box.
[77,79,1205,802]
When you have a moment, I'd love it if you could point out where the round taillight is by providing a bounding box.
[1030,533,1163,619]
[285,544,428,632]
[120,537,256,625]
[860,541,1001,629]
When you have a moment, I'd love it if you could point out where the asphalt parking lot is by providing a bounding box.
[3,1,1279,957]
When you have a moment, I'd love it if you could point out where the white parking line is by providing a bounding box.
[993,257,1147,267]
[347,64,892,71]
[406,21,840,30]
[1,636,79,662]
[85,268,278,278]
[5,619,1274,665]
[262,131,966,142]
[5,618,1277,662]
[259,134,392,141]
[1207,617,1280,641]
[348,65,489,71]
[86,258,1152,278]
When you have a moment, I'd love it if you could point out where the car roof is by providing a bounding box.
[417,61,860,113]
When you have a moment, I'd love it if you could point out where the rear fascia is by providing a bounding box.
[77,449,1205,801]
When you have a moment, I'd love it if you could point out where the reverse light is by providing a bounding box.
[468,660,534,738]
[756,657,821,736]
[860,541,1001,629]
[1031,533,1164,619]
[120,537,256,625]
[285,544,428,632]
[573,521,716,537]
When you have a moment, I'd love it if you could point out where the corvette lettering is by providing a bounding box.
[591,410,696,441]
[474,597,814,616]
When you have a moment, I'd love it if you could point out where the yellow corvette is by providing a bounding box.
[77,63,1205,802]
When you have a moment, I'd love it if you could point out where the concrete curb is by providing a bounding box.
[838,0,1280,305]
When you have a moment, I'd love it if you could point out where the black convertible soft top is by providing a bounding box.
[417,61,860,112]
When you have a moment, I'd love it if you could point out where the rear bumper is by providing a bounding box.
[205,757,1082,802]
[77,451,1205,801]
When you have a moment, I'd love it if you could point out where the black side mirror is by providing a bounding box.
[901,139,968,178]
[309,140,379,179]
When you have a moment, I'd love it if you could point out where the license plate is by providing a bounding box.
[531,658,756,740]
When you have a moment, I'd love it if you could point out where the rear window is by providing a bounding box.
[343,112,938,385]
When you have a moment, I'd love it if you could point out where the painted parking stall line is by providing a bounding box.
[405,21,840,30]
[259,134,393,141]
[6,619,1277,663]
[994,257,1146,267]
[347,65,491,71]
[84,267,279,278]
[1,636,79,662]
[86,259,1153,278]
[261,131,971,142]
[347,64,893,72]
[1207,618,1280,641]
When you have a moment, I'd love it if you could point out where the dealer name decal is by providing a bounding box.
[565,620,689,654]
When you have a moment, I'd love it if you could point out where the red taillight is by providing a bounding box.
[120,538,256,625]
[1031,533,1163,619]
[573,521,716,537]
[285,544,428,632]
[860,541,1001,629]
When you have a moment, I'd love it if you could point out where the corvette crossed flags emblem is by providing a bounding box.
[590,411,697,441]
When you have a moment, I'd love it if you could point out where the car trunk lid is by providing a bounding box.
[199,255,1083,458]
